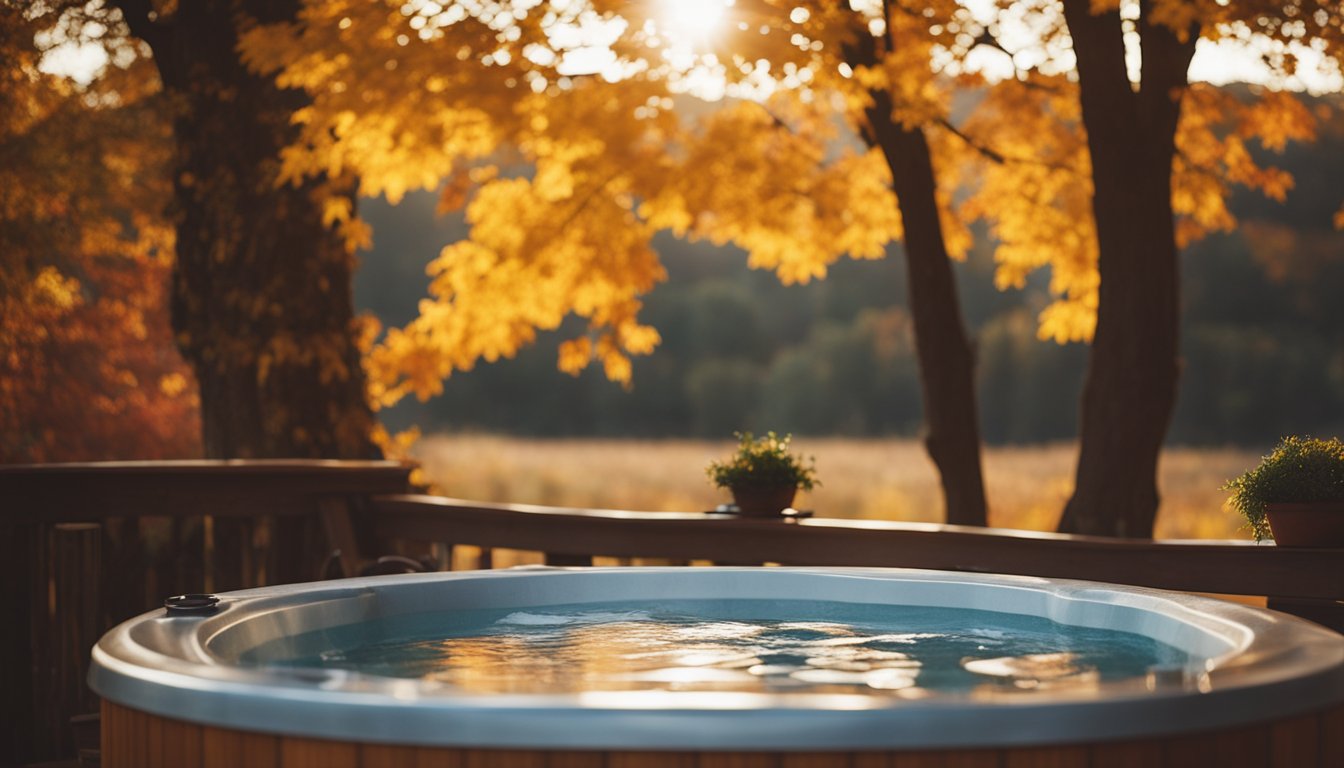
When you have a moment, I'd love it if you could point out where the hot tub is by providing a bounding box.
[91,567,1344,767]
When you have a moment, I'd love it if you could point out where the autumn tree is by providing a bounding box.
[240,0,1337,533]
[93,0,381,459]
[1054,0,1200,537]
[1,3,199,462]
[839,1,989,527]
[610,0,992,524]
[245,0,994,524]
[949,0,1339,536]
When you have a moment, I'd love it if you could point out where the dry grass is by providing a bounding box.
[413,435,1262,540]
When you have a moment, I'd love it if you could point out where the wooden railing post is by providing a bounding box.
[47,523,102,756]
[0,518,36,765]
[271,513,322,585]
[209,515,253,593]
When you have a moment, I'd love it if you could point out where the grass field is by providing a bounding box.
[413,435,1263,540]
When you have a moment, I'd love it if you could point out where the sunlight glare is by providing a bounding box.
[38,41,107,85]
[660,0,729,46]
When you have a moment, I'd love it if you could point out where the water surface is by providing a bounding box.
[246,599,1190,696]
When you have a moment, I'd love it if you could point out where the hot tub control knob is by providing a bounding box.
[164,593,221,614]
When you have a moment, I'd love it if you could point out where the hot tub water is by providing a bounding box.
[251,599,1190,696]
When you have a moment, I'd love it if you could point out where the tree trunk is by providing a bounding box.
[1057,0,1198,537]
[862,91,989,528]
[116,0,379,459]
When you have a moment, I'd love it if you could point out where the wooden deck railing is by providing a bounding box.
[0,460,414,767]
[367,494,1344,603]
[4,460,1342,766]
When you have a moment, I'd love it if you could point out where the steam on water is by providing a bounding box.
[260,600,1190,697]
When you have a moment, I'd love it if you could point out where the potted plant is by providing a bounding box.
[1223,435,1344,545]
[707,432,818,518]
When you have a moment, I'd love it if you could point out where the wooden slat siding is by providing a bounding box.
[1270,714,1318,767]
[126,700,150,767]
[413,748,466,768]
[200,723,281,768]
[1087,740,1161,768]
[546,750,607,768]
[0,460,415,522]
[100,696,121,767]
[850,752,890,768]
[1003,745,1088,768]
[607,753,698,768]
[465,749,549,768]
[697,753,780,768]
[280,736,362,768]
[358,744,417,766]
[144,704,165,767]
[161,714,204,767]
[1320,705,1344,766]
[933,752,1001,768]
[96,704,1344,768]
[884,756,947,768]
[780,752,850,768]
[369,495,1344,602]
[361,743,469,767]
[1161,723,1270,767]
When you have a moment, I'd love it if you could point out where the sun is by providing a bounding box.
[659,0,729,46]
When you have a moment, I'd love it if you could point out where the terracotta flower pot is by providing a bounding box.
[730,486,797,518]
[1266,502,1344,547]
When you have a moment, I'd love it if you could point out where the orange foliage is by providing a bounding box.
[949,0,1334,343]
[0,6,199,462]
[210,0,1333,418]
[244,0,1338,405]
[239,1,970,405]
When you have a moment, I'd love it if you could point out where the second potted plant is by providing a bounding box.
[707,432,818,518]
[1223,435,1344,546]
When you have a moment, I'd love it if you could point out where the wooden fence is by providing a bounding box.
[3,460,1342,767]
[0,461,414,767]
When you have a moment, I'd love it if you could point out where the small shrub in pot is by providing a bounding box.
[707,432,818,517]
[1223,436,1344,544]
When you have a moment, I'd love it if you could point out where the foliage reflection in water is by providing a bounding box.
[251,600,1190,698]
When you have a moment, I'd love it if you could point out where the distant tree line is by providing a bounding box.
[365,123,1344,447]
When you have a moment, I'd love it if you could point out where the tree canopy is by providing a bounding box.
[8,0,1343,536]
[1,3,198,462]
